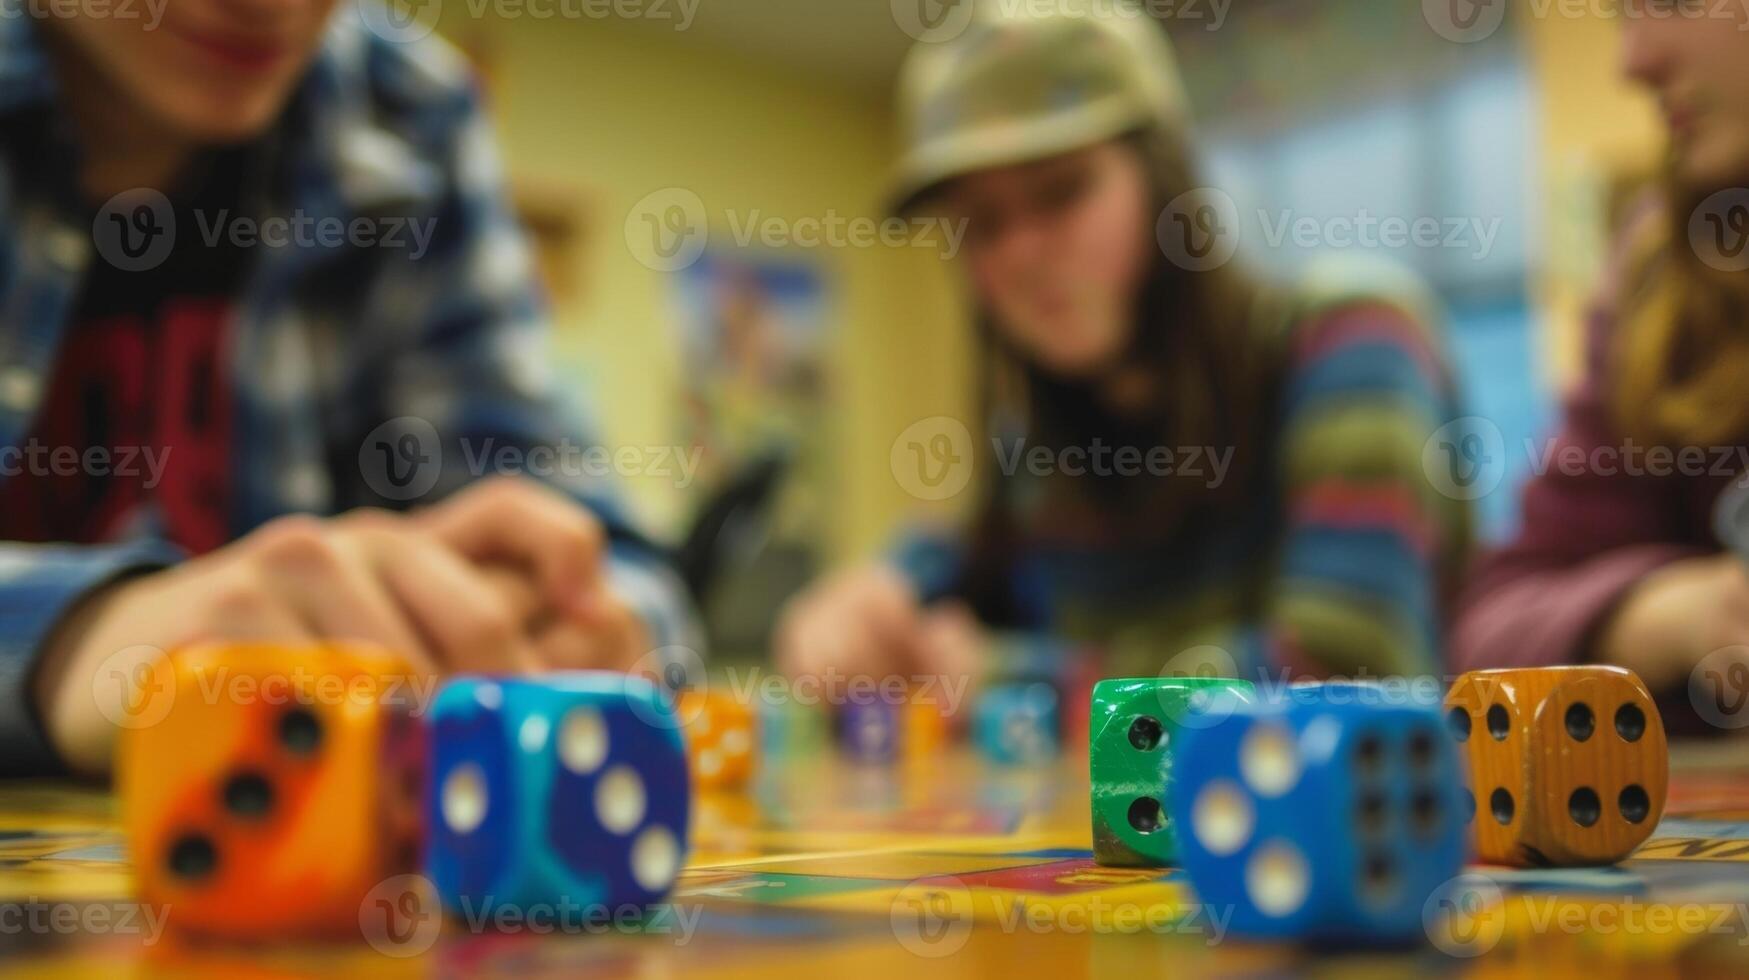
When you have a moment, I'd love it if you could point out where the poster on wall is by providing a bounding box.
[673,249,832,656]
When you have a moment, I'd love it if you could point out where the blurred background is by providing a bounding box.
[415,0,1665,654]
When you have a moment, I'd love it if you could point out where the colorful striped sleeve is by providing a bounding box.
[1265,295,1471,679]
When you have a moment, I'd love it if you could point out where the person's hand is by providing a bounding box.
[33,479,648,775]
[1597,553,1749,696]
[415,477,650,670]
[775,564,988,695]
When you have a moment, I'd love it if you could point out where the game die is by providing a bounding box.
[757,688,829,760]
[1089,677,1255,867]
[837,698,900,763]
[973,682,1061,765]
[119,645,426,939]
[1445,666,1668,867]
[1168,684,1466,944]
[427,673,690,917]
[677,689,757,791]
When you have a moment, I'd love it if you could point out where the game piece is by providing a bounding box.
[1057,657,1102,751]
[757,691,829,760]
[1445,666,1668,866]
[676,689,757,791]
[903,696,951,758]
[118,644,426,939]
[427,672,690,917]
[1168,683,1466,944]
[973,682,1060,765]
[1089,677,1255,866]
[984,633,1102,748]
[838,698,900,763]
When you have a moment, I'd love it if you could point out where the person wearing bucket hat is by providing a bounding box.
[776,2,1473,689]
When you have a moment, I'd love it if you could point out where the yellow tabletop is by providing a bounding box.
[2,747,1748,978]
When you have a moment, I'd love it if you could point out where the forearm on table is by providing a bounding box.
[1450,544,1707,683]
[0,540,185,778]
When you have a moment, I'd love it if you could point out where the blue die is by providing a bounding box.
[1167,683,1465,944]
[973,682,1060,765]
[838,699,899,763]
[427,673,690,918]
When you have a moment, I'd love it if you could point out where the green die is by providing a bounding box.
[758,694,829,760]
[1089,677,1255,867]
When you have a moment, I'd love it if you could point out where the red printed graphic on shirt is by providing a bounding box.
[0,299,233,554]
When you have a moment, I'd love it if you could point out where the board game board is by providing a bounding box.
[1,744,1747,978]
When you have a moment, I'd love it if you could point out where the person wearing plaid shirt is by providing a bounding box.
[0,7,698,776]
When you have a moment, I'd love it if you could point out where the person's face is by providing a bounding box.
[44,0,340,143]
[1621,1,1749,190]
[942,142,1155,380]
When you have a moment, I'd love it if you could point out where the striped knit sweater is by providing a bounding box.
[896,266,1473,683]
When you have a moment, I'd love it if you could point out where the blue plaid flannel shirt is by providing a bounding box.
[0,14,700,775]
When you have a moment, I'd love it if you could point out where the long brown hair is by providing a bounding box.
[1613,181,1749,449]
[954,125,1279,621]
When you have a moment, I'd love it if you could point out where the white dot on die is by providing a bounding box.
[1246,840,1310,918]
[698,749,723,778]
[474,683,504,711]
[559,708,609,775]
[856,720,885,750]
[518,715,551,754]
[631,826,680,892]
[1192,779,1255,856]
[596,765,647,834]
[442,763,488,834]
[722,728,751,757]
[1240,724,1300,798]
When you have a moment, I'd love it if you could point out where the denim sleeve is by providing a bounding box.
[0,539,185,776]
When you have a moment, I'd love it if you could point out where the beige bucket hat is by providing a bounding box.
[888,0,1191,215]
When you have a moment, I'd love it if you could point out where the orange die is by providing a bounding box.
[1444,666,1667,867]
[902,697,950,758]
[118,644,428,939]
[677,690,757,790]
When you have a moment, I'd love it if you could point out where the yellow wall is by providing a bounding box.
[442,12,1656,560]
[442,18,971,561]
[1518,7,1663,387]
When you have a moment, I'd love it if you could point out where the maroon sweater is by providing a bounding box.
[1450,263,1739,719]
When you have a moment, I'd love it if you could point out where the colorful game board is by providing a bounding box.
[1,745,1748,977]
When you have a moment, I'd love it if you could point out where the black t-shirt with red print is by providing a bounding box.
[0,139,254,555]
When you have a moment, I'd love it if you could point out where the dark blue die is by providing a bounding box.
[427,673,690,918]
[973,682,1060,765]
[838,699,898,763]
[1168,683,1465,944]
